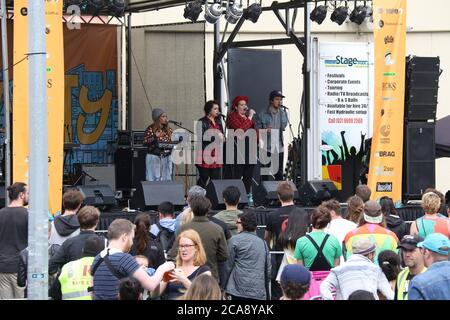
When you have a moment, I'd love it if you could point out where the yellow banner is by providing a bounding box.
[368,0,407,203]
[13,1,64,215]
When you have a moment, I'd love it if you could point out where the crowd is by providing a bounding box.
[0,181,449,300]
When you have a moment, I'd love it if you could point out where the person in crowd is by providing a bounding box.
[134,255,153,299]
[395,235,426,300]
[424,187,447,216]
[143,108,174,181]
[345,195,364,224]
[410,192,450,238]
[48,189,84,251]
[213,186,242,236]
[118,277,144,300]
[276,211,310,282]
[196,100,225,189]
[49,206,105,274]
[378,250,402,291]
[265,181,309,299]
[168,196,228,282]
[323,199,356,256]
[355,184,371,203]
[130,213,165,270]
[180,273,222,300]
[347,290,376,300]
[0,182,29,299]
[409,233,450,300]
[343,200,399,262]
[90,219,175,300]
[158,229,211,300]
[320,238,394,300]
[175,185,206,231]
[380,196,410,241]
[279,264,311,300]
[294,206,341,271]
[49,236,104,300]
[226,95,258,202]
[255,90,288,181]
[149,202,177,253]
[224,211,271,300]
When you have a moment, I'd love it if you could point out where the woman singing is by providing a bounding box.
[143,108,174,181]
[196,100,225,188]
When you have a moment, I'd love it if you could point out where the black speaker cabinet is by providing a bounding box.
[77,184,116,208]
[403,122,435,201]
[298,180,338,206]
[131,181,185,210]
[114,148,147,190]
[206,179,248,210]
[254,181,300,207]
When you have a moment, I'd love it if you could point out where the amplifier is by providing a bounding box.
[132,131,145,148]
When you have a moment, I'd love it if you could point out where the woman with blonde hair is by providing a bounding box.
[180,273,222,300]
[346,195,364,224]
[410,192,450,238]
[158,229,211,300]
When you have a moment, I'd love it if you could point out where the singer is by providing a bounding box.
[196,100,225,188]
[143,108,174,181]
[226,95,257,201]
[256,90,288,180]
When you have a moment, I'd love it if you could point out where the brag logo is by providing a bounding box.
[375,151,395,158]
[376,182,393,192]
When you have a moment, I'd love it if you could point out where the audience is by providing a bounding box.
[346,195,364,224]
[180,273,222,300]
[213,186,242,236]
[380,196,410,241]
[355,184,371,203]
[279,264,311,300]
[410,192,450,238]
[118,277,144,300]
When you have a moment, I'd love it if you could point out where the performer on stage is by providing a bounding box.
[143,108,174,181]
[226,96,257,200]
[196,100,225,188]
[256,90,288,180]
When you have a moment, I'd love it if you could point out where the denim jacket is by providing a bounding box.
[408,261,450,300]
[255,107,288,152]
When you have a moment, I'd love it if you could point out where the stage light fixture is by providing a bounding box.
[310,4,328,25]
[330,6,348,25]
[108,0,127,17]
[205,2,223,24]
[349,4,370,25]
[225,1,243,24]
[245,3,262,23]
[183,0,204,22]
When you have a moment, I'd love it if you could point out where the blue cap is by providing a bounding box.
[280,264,311,286]
[269,90,285,100]
[417,233,450,256]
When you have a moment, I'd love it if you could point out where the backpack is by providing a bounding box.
[155,222,175,252]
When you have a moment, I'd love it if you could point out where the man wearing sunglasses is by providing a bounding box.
[395,235,426,300]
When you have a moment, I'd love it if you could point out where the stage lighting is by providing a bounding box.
[225,1,244,24]
[310,5,327,24]
[204,2,223,24]
[330,6,348,25]
[108,0,127,17]
[350,5,370,25]
[245,3,262,23]
[183,0,203,22]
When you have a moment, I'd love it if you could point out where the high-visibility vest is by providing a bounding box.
[59,256,95,300]
[395,267,427,300]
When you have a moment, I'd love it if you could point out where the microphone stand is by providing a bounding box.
[170,122,194,195]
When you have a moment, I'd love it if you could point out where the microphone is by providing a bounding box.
[168,120,182,125]
[217,113,226,119]
[281,105,289,110]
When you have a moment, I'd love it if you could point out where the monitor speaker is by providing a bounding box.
[253,181,300,207]
[77,184,116,209]
[298,180,338,206]
[131,181,185,210]
[206,179,248,210]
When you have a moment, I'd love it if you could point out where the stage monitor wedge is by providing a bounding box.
[298,180,338,207]
[78,184,116,209]
[206,179,248,210]
[131,181,185,211]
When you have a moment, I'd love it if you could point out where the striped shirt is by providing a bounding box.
[91,250,140,300]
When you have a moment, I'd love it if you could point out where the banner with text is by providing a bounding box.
[368,0,407,202]
[319,42,374,200]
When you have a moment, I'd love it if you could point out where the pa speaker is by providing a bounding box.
[81,164,116,192]
[206,179,248,210]
[298,180,338,206]
[131,181,185,210]
[78,184,116,209]
[253,181,300,207]
[114,148,147,190]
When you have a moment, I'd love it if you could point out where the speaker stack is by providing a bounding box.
[403,56,440,201]
[206,179,248,210]
[131,181,186,211]
[297,180,338,207]
[253,181,300,207]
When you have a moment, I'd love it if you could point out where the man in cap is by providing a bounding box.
[320,237,394,300]
[255,90,289,181]
[408,233,450,300]
[395,235,426,300]
[343,200,399,262]
[279,264,311,300]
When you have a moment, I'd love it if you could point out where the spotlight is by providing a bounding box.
[245,3,262,23]
[108,0,127,17]
[183,0,203,22]
[350,5,370,25]
[205,2,223,24]
[330,6,348,25]
[225,1,243,24]
[310,5,327,25]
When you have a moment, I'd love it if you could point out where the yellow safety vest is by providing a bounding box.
[395,267,427,300]
[59,256,95,300]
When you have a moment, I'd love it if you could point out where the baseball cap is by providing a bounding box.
[280,264,311,286]
[397,235,423,251]
[363,200,383,224]
[417,233,450,256]
[352,238,376,255]
[269,90,285,100]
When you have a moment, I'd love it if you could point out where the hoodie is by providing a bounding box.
[386,214,410,241]
[49,215,80,246]
[150,218,176,237]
